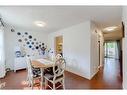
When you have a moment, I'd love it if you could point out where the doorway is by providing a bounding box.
[55,36,63,56]
[104,41,121,59]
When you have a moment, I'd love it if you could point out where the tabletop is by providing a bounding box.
[31,58,54,68]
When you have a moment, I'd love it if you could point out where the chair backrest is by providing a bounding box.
[25,56,33,77]
[53,58,66,76]
[55,54,62,60]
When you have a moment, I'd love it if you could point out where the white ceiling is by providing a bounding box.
[0,6,122,33]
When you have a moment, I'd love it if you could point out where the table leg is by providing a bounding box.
[40,68,44,89]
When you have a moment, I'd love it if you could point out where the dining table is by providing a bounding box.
[31,58,55,89]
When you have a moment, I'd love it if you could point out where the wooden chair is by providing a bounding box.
[25,56,41,89]
[44,58,66,90]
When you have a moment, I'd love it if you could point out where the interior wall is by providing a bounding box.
[0,14,5,78]
[122,6,127,89]
[4,25,48,70]
[90,22,104,78]
[48,21,91,79]
[90,22,99,78]
[48,21,102,79]
[99,30,104,67]
[0,26,6,78]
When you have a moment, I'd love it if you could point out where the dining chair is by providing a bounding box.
[0,82,6,89]
[44,53,63,74]
[25,56,41,89]
[55,54,63,60]
[44,58,66,90]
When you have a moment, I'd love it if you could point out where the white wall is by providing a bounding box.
[63,22,91,79]
[99,30,104,67]
[4,25,48,70]
[48,21,91,79]
[90,22,99,78]
[48,21,101,79]
[122,6,127,89]
[90,22,104,78]
[0,26,6,78]
[0,14,5,78]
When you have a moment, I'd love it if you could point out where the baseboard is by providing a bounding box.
[65,68,90,80]
[89,68,99,80]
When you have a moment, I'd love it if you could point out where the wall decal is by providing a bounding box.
[26,42,30,45]
[31,42,34,45]
[42,43,44,45]
[11,29,15,32]
[17,32,21,35]
[29,35,32,39]
[41,46,46,55]
[39,45,41,47]
[34,38,36,41]
[24,38,27,41]
[36,42,38,44]
[15,31,47,56]
[29,45,32,48]
[18,39,22,42]
[36,46,39,49]
[25,32,28,35]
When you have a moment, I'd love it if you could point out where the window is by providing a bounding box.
[104,41,120,59]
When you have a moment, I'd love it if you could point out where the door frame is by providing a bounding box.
[54,35,63,55]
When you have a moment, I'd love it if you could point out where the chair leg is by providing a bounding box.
[27,74,31,87]
[26,70,29,81]
[62,79,65,89]
[26,75,28,81]
[45,79,47,89]
[53,83,55,90]
[28,79,31,87]
[27,76,31,87]
[31,79,34,89]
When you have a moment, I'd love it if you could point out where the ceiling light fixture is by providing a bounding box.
[103,26,117,32]
[34,21,46,27]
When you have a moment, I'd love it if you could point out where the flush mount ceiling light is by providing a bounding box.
[34,21,46,27]
[103,26,117,32]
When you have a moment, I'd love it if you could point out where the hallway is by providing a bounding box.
[103,58,121,83]
[91,58,122,89]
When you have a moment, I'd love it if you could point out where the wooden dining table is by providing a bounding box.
[31,58,55,89]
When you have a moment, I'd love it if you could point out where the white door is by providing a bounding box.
[0,26,5,78]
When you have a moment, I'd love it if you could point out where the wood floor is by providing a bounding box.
[0,58,122,89]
